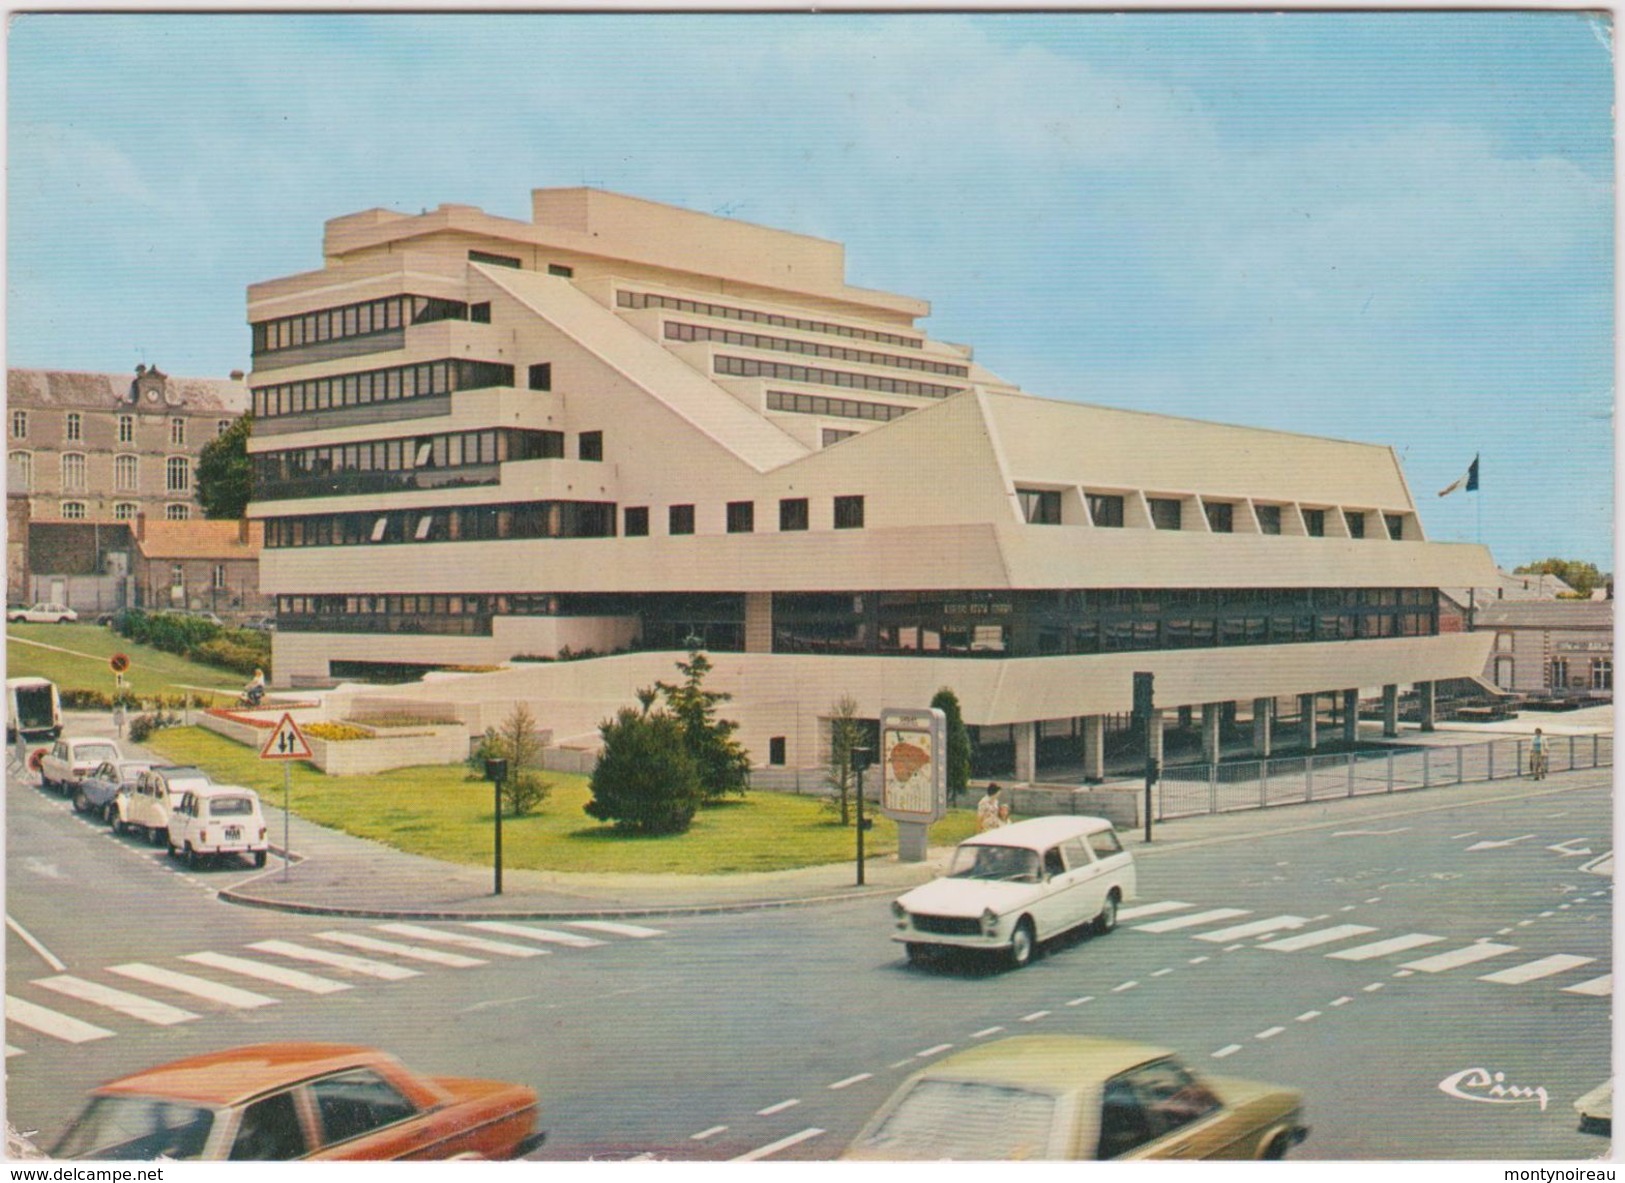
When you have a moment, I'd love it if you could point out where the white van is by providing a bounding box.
[6,677,62,744]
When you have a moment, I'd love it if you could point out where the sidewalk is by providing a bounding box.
[42,710,1614,922]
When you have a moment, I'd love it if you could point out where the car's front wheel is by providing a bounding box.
[72,790,87,813]
[1095,890,1120,935]
[1007,918,1036,969]
[253,850,267,869]
[184,843,200,870]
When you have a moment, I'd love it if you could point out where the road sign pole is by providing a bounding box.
[282,761,291,881]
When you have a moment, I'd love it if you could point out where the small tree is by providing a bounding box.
[823,695,864,825]
[586,707,702,834]
[469,704,551,815]
[196,415,254,520]
[931,687,973,805]
[655,649,751,804]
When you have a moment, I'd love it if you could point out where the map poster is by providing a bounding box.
[879,707,947,822]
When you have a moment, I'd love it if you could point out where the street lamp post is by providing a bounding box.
[851,747,873,886]
[485,756,508,896]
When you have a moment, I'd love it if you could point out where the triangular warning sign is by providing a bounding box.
[260,712,313,760]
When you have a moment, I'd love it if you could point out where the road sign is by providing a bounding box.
[260,713,312,761]
[109,653,131,674]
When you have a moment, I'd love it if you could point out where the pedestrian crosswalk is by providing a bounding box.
[5,919,665,1056]
[1121,898,1611,1000]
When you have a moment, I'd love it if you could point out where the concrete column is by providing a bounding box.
[743,592,773,654]
[1014,721,1038,784]
[1201,703,1222,765]
[1342,689,1359,745]
[1081,715,1105,784]
[1382,683,1400,738]
[1252,697,1273,759]
[1299,692,1318,752]
[1418,681,1436,732]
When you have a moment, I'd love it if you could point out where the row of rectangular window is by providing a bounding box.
[618,289,923,349]
[251,295,474,356]
[251,359,515,419]
[13,452,189,493]
[466,249,573,278]
[766,390,913,423]
[665,322,967,377]
[1037,491,1406,539]
[622,495,866,537]
[714,355,962,400]
[263,499,616,548]
[252,429,567,500]
[54,502,189,521]
[10,412,224,444]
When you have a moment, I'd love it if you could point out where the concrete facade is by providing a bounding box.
[246,187,1497,773]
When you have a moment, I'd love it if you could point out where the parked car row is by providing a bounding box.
[33,736,270,870]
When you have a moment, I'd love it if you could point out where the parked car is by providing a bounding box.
[38,737,124,795]
[51,1042,545,1161]
[5,676,62,743]
[167,783,270,868]
[74,759,155,818]
[114,765,212,845]
[7,601,78,624]
[845,1035,1308,1161]
[890,815,1135,968]
[242,616,278,632]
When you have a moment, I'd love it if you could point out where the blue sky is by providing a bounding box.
[7,12,1614,571]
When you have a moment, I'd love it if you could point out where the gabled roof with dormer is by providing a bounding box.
[8,368,250,415]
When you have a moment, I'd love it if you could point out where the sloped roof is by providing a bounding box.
[137,520,262,560]
[473,264,811,474]
[1473,600,1612,629]
[8,369,249,414]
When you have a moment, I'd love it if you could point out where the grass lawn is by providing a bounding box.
[7,622,240,704]
[145,726,981,875]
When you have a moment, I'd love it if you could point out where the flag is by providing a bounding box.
[1437,455,1479,497]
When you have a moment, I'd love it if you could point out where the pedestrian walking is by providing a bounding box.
[977,783,1004,832]
[1529,727,1548,780]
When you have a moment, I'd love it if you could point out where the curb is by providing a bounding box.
[215,882,909,921]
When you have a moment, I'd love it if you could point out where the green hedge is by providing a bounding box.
[116,610,271,678]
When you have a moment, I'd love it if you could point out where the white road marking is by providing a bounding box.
[1066,997,1094,1007]
[5,995,114,1043]
[1496,928,1516,935]
[1362,983,1385,993]
[108,963,277,1009]
[1330,996,1353,1007]
[1450,831,1478,840]
[248,940,420,981]
[1188,956,1210,965]
[1339,905,1358,912]
[33,975,197,1026]
[757,1099,800,1116]
[731,1127,825,1162]
[375,923,546,957]
[1563,975,1613,997]
[314,931,486,968]
[1195,916,1308,943]
[5,916,66,973]
[1364,897,1382,904]
[1539,911,1556,918]
[690,1126,727,1141]
[468,922,605,948]
[1212,1045,1242,1059]
[1392,970,1415,977]
[918,1043,954,1057]
[1020,1010,1050,1022]
[1256,1027,1284,1040]
[1467,835,1537,851]
[1296,1011,1321,1022]
[1400,943,1518,973]
[566,920,664,938]
[1260,924,1378,952]
[1117,901,1192,921]
[1480,955,1595,985]
[828,1074,872,1091]
[888,1059,914,1069]
[1224,944,1246,952]
[1516,920,1536,928]
[1332,828,1411,837]
[1326,936,1443,962]
[182,951,351,994]
[1112,981,1139,992]
[1151,968,1174,978]
[972,1026,1005,1038]
[1134,908,1249,933]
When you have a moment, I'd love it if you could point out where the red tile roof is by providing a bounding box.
[137,520,262,560]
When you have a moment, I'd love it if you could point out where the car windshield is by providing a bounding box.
[53,1094,217,1160]
[209,797,255,817]
[76,744,119,764]
[948,844,1043,883]
[856,1079,1057,1160]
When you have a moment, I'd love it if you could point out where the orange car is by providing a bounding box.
[52,1043,544,1161]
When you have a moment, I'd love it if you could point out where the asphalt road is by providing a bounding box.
[5,755,1611,1162]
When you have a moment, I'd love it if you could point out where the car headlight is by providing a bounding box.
[981,908,999,936]
[891,900,908,927]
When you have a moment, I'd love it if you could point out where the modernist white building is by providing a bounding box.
[248,188,1495,779]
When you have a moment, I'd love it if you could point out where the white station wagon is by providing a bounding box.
[892,815,1136,969]
[167,784,270,869]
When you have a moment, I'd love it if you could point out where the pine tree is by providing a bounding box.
[931,687,973,805]
[585,707,702,834]
[655,649,751,804]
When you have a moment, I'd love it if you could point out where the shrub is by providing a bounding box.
[127,709,180,744]
[193,637,267,678]
[303,722,373,742]
[585,708,702,834]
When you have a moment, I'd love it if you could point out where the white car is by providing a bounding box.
[891,815,1136,968]
[166,784,270,869]
[38,737,123,795]
[8,602,78,624]
[114,765,212,845]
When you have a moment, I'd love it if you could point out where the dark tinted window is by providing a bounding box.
[1345,510,1366,539]
[1017,489,1062,525]
[230,1091,307,1160]
[834,495,865,530]
[669,504,695,535]
[310,1069,417,1145]
[579,431,603,462]
[624,507,649,537]
[1087,493,1124,528]
[1256,505,1282,535]
[1148,498,1182,531]
[779,498,809,531]
[528,363,552,392]
[1303,508,1326,537]
[1204,502,1233,533]
[727,501,754,533]
[1097,1058,1222,1159]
